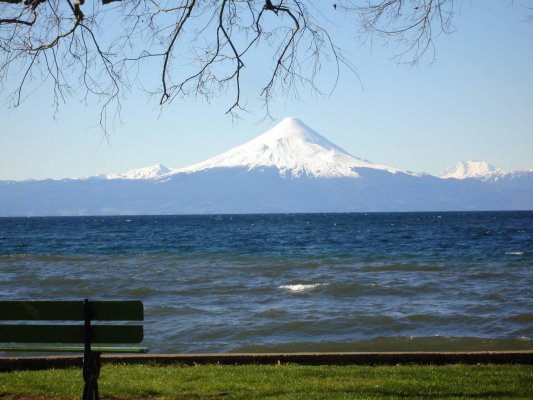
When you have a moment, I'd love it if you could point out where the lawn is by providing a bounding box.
[1,363,532,399]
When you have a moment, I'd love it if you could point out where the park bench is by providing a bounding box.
[0,299,148,400]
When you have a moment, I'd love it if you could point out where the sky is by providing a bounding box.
[1,0,532,180]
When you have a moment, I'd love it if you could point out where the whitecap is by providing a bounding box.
[279,283,325,293]
[506,251,524,256]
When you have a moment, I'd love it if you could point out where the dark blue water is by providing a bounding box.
[1,212,531,353]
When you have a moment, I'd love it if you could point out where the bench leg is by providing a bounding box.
[83,350,101,400]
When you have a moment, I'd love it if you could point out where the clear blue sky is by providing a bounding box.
[1,1,532,180]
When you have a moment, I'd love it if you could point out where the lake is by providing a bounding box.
[1,212,531,353]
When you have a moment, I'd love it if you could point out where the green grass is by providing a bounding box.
[1,363,532,399]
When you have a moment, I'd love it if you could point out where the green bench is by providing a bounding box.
[0,299,148,400]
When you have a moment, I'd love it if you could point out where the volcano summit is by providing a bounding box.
[177,117,408,178]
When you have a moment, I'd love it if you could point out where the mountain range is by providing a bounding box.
[1,117,531,216]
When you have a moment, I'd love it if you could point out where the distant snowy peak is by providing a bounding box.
[440,161,500,180]
[106,163,172,180]
[440,160,533,181]
[177,117,407,178]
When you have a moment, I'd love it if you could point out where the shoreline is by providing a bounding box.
[1,351,532,371]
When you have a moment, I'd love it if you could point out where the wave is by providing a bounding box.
[254,308,290,318]
[503,314,533,324]
[321,281,433,297]
[360,264,447,272]
[229,336,533,354]
[279,283,326,293]
[505,251,524,256]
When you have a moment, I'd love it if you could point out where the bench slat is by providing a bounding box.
[0,345,148,353]
[0,301,143,321]
[0,324,143,344]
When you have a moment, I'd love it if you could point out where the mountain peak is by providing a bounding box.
[178,117,404,178]
[255,117,349,154]
[440,160,501,180]
[266,117,316,138]
[107,163,172,180]
[276,116,304,128]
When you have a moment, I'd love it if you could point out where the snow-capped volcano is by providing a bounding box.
[440,160,533,181]
[106,163,173,180]
[2,117,533,215]
[177,117,405,178]
[440,160,502,180]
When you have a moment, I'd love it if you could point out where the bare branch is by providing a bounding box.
[3,0,520,131]
[160,0,196,104]
[337,0,456,64]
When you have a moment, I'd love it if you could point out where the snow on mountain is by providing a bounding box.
[106,163,173,180]
[440,160,533,181]
[177,117,409,178]
[439,161,501,180]
[2,118,533,215]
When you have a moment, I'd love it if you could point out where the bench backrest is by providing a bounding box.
[0,300,143,345]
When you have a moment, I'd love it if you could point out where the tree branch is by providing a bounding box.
[1,0,499,132]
